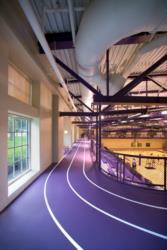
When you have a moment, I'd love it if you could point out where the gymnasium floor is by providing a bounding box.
[114,150,166,186]
[0,140,167,250]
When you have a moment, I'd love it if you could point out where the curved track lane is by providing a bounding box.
[0,140,167,250]
[46,140,167,249]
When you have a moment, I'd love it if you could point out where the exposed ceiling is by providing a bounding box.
[26,0,167,131]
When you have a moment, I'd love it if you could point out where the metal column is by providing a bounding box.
[98,104,102,170]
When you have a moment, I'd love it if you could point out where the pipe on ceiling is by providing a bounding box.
[19,0,77,111]
[75,0,167,107]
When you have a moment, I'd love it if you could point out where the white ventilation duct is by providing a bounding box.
[75,0,167,107]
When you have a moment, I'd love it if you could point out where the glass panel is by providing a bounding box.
[8,116,14,132]
[8,148,14,166]
[22,146,28,159]
[22,132,27,145]
[8,133,14,148]
[14,147,22,162]
[14,161,21,177]
[22,158,28,171]
[15,133,22,147]
[8,114,31,182]
[22,119,27,132]
[8,165,14,181]
[15,118,22,133]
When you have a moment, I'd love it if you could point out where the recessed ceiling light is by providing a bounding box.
[161,111,167,115]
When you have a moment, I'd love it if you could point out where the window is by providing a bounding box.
[146,142,151,147]
[8,114,31,182]
[8,65,31,104]
[137,143,142,147]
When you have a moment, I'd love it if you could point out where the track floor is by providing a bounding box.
[0,140,167,250]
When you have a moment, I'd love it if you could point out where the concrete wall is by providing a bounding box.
[102,138,167,150]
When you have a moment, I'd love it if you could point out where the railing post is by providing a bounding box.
[116,156,119,180]
[98,104,102,170]
[164,158,167,191]
[123,155,125,182]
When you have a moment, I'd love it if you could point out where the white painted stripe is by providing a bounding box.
[83,154,167,210]
[67,142,167,240]
[44,144,83,250]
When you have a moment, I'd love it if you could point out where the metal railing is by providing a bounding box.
[101,148,167,191]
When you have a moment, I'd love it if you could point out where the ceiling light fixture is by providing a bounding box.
[161,110,167,115]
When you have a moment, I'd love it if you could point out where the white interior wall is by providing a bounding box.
[0,10,76,211]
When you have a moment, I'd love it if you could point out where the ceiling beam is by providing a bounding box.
[93,95,167,105]
[59,108,150,117]
[130,89,165,95]
[113,54,167,97]
[146,76,167,91]
[38,31,167,51]
[69,91,94,112]
[38,32,74,52]
[54,56,101,95]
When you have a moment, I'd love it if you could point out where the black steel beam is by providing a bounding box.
[59,108,150,117]
[65,74,167,85]
[103,128,167,132]
[39,31,167,52]
[65,79,78,84]
[59,112,97,117]
[116,32,167,45]
[146,76,167,92]
[69,91,94,112]
[54,56,101,96]
[128,73,167,79]
[38,32,74,51]
[93,95,167,105]
[114,54,167,97]
[131,89,165,95]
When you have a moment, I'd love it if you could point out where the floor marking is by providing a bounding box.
[44,143,83,250]
[67,142,167,240]
[83,155,167,210]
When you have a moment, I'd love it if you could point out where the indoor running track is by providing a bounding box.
[0,140,167,250]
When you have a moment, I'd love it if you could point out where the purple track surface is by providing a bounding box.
[0,140,167,250]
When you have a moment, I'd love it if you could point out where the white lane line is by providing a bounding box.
[67,143,167,240]
[83,155,167,211]
[44,143,83,250]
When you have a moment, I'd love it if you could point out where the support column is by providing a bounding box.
[52,95,61,163]
[98,105,102,170]
[96,112,99,165]
[0,38,8,211]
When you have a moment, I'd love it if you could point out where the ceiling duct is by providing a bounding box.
[75,0,167,107]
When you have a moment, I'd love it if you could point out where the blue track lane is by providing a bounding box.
[0,140,167,250]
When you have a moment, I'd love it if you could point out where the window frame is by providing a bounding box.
[8,113,31,184]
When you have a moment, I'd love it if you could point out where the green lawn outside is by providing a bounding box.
[8,133,29,166]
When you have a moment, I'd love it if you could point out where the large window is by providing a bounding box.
[8,65,31,104]
[8,114,31,182]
